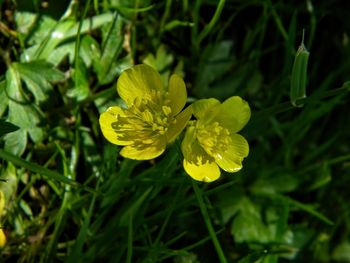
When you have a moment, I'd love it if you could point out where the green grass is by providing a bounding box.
[1,0,350,262]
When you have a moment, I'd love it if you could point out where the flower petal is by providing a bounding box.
[213,133,249,173]
[117,64,164,106]
[181,125,205,162]
[168,74,187,116]
[212,96,251,133]
[0,229,6,247]
[166,105,192,143]
[183,159,220,182]
[99,106,133,146]
[120,139,166,160]
[0,191,4,215]
[181,125,220,182]
[193,98,220,120]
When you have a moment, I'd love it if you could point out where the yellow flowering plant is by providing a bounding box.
[99,64,192,160]
[99,64,250,183]
[181,97,251,182]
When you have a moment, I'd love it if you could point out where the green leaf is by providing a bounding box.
[65,13,116,39]
[7,100,40,133]
[270,194,334,225]
[143,45,174,85]
[4,66,28,155]
[119,187,153,227]
[80,35,101,67]
[290,40,309,107]
[68,57,90,101]
[214,185,245,224]
[19,199,34,219]
[66,192,97,263]
[19,12,115,65]
[163,20,194,32]
[95,13,124,84]
[0,119,20,137]
[5,64,23,102]
[332,241,350,262]
[15,60,65,103]
[194,41,234,95]
[0,163,18,207]
[46,41,76,66]
[32,19,76,60]
[19,60,65,82]
[80,130,102,177]
[250,172,300,194]
[4,65,45,155]
[0,81,9,116]
[231,198,272,244]
[4,129,27,156]
[238,251,266,263]
[5,99,43,155]
[15,11,56,45]
[308,163,332,190]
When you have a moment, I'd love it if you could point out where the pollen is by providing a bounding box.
[197,122,231,155]
[162,106,172,116]
[117,97,175,139]
[142,110,154,123]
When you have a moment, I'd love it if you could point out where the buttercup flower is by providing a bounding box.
[99,64,192,160]
[181,97,250,182]
[0,191,6,247]
[0,230,5,247]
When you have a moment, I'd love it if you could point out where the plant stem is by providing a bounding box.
[192,181,227,263]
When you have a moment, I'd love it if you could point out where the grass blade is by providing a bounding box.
[0,149,78,187]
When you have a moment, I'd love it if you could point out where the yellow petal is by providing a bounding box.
[0,191,4,215]
[181,126,220,182]
[214,134,249,173]
[117,64,164,106]
[192,98,220,120]
[183,159,220,182]
[168,74,187,116]
[120,139,166,160]
[0,229,6,247]
[181,125,204,162]
[99,106,133,146]
[212,96,251,133]
[166,105,192,143]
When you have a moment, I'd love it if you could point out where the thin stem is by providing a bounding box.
[74,0,91,65]
[126,214,133,263]
[267,0,288,41]
[192,181,227,263]
[251,81,350,123]
[298,153,350,175]
[197,0,226,46]
[159,0,172,33]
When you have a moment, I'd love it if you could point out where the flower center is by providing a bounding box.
[196,122,231,156]
[112,90,174,144]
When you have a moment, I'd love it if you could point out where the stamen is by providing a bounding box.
[162,106,172,116]
[197,122,231,155]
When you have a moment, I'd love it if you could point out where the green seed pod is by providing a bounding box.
[290,41,309,107]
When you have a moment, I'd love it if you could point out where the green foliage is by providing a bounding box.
[290,37,309,107]
[0,120,19,138]
[0,0,349,262]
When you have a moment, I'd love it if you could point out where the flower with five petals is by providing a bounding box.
[99,64,192,160]
[181,96,250,182]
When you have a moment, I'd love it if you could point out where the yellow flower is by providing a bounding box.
[181,96,251,182]
[0,191,6,247]
[99,64,192,160]
[0,229,5,248]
